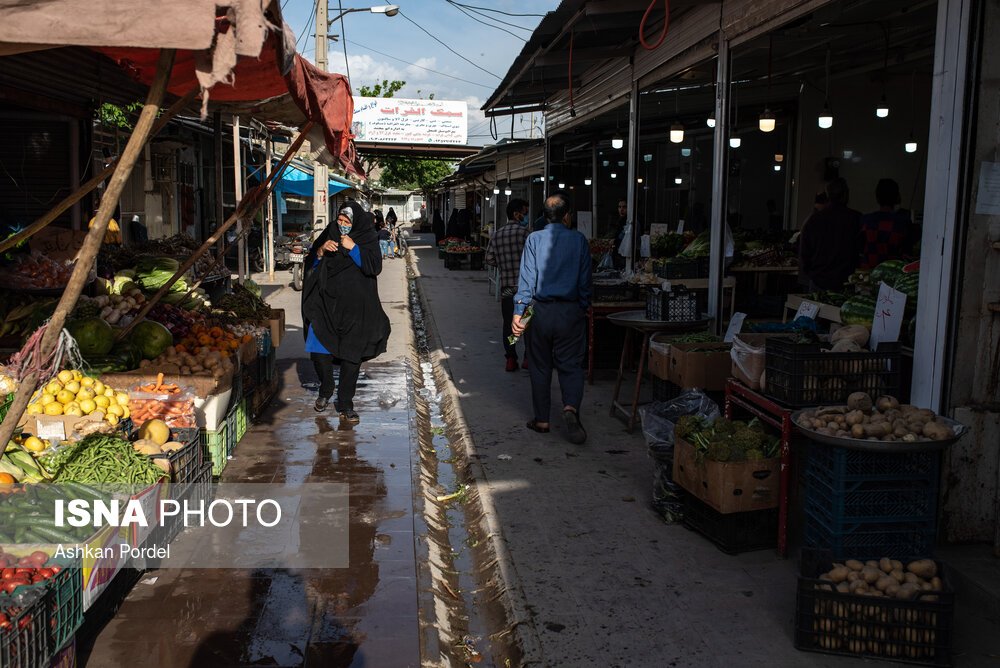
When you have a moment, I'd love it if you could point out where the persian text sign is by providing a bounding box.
[351,97,467,145]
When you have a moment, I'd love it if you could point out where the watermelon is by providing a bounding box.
[895,272,919,298]
[871,260,906,287]
[66,317,115,357]
[840,296,876,328]
[128,320,173,360]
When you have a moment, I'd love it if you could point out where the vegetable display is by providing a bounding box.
[795,394,956,442]
[49,434,164,485]
[0,550,69,594]
[25,369,130,428]
[675,416,780,461]
[0,486,105,544]
[129,375,196,428]
[214,284,271,320]
[649,232,688,258]
[128,320,174,360]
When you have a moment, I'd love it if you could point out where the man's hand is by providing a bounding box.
[317,239,338,258]
[511,313,525,336]
[341,234,356,251]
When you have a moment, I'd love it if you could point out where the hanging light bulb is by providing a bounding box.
[637,178,643,184]
[504,187,512,196]
[611,134,624,150]
[492,186,499,195]
[759,109,776,133]
[674,177,683,185]
[706,115,716,128]
[558,182,565,189]
[774,154,784,162]
[876,94,889,118]
[584,178,592,186]
[729,136,741,148]
[643,153,653,163]
[680,148,691,157]
[602,160,609,167]
[905,135,918,153]
[818,103,833,129]
[773,164,782,172]
[610,172,617,179]
[669,121,684,143]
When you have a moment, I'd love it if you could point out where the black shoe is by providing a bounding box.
[315,396,331,412]
[339,408,360,424]
[563,410,587,444]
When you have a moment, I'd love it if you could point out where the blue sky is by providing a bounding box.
[280,0,561,145]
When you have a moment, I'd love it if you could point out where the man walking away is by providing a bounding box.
[511,192,592,444]
[486,198,529,371]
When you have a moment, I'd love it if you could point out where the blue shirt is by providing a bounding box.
[513,222,592,316]
[305,245,361,354]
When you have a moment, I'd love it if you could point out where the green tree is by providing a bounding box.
[355,80,456,192]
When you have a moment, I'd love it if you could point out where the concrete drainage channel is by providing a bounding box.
[408,267,542,667]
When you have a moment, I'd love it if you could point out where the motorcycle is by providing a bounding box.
[289,237,307,291]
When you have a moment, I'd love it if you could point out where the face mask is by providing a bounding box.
[338,223,352,235]
[337,208,353,236]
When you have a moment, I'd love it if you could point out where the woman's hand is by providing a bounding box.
[317,239,339,258]
[340,234,356,251]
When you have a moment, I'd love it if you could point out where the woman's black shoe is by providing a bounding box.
[339,408,360,424]
[315,396,331,412]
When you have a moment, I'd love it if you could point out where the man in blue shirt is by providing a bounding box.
[511,192,592,444]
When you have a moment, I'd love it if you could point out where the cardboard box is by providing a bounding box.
[647,333,673,380]
[238,338,257,366]
[264,308,285,347]
[672,437,780,514]
[118,479,170,549]
[730,333,794,391]
[666,342,733,391]
[100,368,232,398]
[17,413,107,442]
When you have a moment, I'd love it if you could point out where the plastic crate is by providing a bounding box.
[255,328,271,356]
[235,399,248,441]
[136,427,202,485]
[807,443,939,485]
[806,472,937,525]
[794,548,954,665]
[241,357,260,398]
[593,282,637,303]
[45,558,82,652]
[803,509,935,561]
[681,492,777,554]
[764,339,902,408]
[117,417,134,439]
[224,406,239,456]
[263,348,276,381]
[199,425,228,476]
[646,287,699,322]
[654,256,708,279]
[0,588,49,668]
[75,567,143,646]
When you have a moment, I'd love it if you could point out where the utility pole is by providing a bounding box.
[313,0,329,236]
[232,114,245,280]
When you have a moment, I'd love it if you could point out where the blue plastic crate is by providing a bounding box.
[255,328,271,356]
[807,443,939,485]
[805,471,937,525]
[803,507,935,560]
[224,406,239,456]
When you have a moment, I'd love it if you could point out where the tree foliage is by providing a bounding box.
[355,80,455,192]
[96,102,143,130]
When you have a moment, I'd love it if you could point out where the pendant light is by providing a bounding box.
[729,137,741,148]
[669,88,684,143]
[680,148,691,157]
[904,72,918,153]
[876,95,889,118]
[905,135,917,153]
[504,186,512,196]
[674,177,682,185]
[584,178,592,186]
[876,27,890,118]
[558,182,566,189]
[706,115,716,128]
[611,135,624,150]
[728,81,740,148]
[492,185,499,195]
[818,48,833,129]
[610,172,617,179]
[759,37,776,132]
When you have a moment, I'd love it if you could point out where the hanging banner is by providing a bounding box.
[351,97,468,145]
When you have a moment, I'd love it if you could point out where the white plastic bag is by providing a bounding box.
[618,223,633,259]
[730,335,767,390]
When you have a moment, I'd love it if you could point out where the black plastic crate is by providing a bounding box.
[806,472,937,525]
[807,443,939,485]
[0,588,49,668]
[137,427,202,485]
[593,282,637,303]
[654,256,708,279]
[681,492,777,554]
[803,509,935,560]
[764,339,902,407]
[646,287,700,322]
[444,251,484,270]
[794,548,954,665]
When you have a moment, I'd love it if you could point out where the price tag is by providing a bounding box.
[724,312,747,342]
[35,417,66,442]
[870,281,907,350]
[676,220,685,234]
[795,300,820,320]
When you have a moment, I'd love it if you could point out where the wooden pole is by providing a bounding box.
[265,136,275,281]
[116,122,313,341]
[0,49,177,449]
[213,111,225,258]
[232,114,245,281]
[0,86,199,255]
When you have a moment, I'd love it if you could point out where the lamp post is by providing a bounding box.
[330,5,399,23]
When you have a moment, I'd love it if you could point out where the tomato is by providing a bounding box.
[36,569,52,579]
[14,569,33,576]
[3,581,24,594]
[16,557,34,567]
[1,569,14,580]
[28,551,47,565]
[49,565,61,574]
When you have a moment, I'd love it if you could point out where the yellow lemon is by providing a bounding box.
[27,404,43,415]
[45,381,63,395]
[94,395,110,409]
[64,405,83,417]
[43,403,63,416]
[80,376,95,388]
[56,390,75,405]
[76,388,94,402]
[23,437,46,452]
[106,413,119,427]
[79,399,97,414]
[106,403,124,417]
[93,381,106,396]
[64,401,80,411]
[63,380,80,394]
[71,370,82,381]
[121,406,130,419]
[40,393,56,406]
[57,370,74,384]
[115,393,129,406]
[105,388,116,398]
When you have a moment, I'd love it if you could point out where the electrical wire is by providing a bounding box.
[346,39,494,89]
[399,10,501,80]
[337,0,351,82]
[639,0,669,51]
[445,2,546,18]
[442,0,527,41]
[295,0,320,52]
[444,0,535,32]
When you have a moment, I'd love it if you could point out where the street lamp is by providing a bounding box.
[330,5,399,22]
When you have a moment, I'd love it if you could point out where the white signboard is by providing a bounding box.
[795,300,820,320]
[870,281,907,350]
[351,97,468,145]
[577,211,593,239]
[724,312,747,342]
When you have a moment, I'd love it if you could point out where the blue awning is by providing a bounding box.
[248,162,352,198]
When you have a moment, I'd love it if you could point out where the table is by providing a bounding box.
[607,311,710,433]
[588,301,645,383]
[724,379,795,556]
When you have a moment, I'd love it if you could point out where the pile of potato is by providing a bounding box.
[808,557,946,659]
[796,393,956,442]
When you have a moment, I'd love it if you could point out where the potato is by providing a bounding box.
[930,576,942,591]
[836,582,851,594]
[905,422,924,436]
[896,583,920,599]
[890,569,905,584]
[836,430,850,437]
[907,559,937,579]
[885,583,900,597]
[922,422,955,440]
[903,572,920,585]
[816,427,834,435]
[845,559,864,571]
[881,435,896,442]
[847,392,873,412]
[161,441,184,452]
[864,422,891,438]
[893,425,910,438]
[879,557,893,573]
[847,570,860,583]
[828,566,850,583]
[876,395,900,411]
[849,580,868,594]
[845,409,864,426]
[862,566,881,584]
[851,423,865,438]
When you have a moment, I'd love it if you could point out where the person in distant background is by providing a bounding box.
[373,209,385,230]
[377,221,393,259]
[385,207,397,228]
[432,211,445,243]
[799,178,862,291]
[609,199,628,269]
[445,209,460,238]
[485,198,529,372]
[858,178,914,269]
